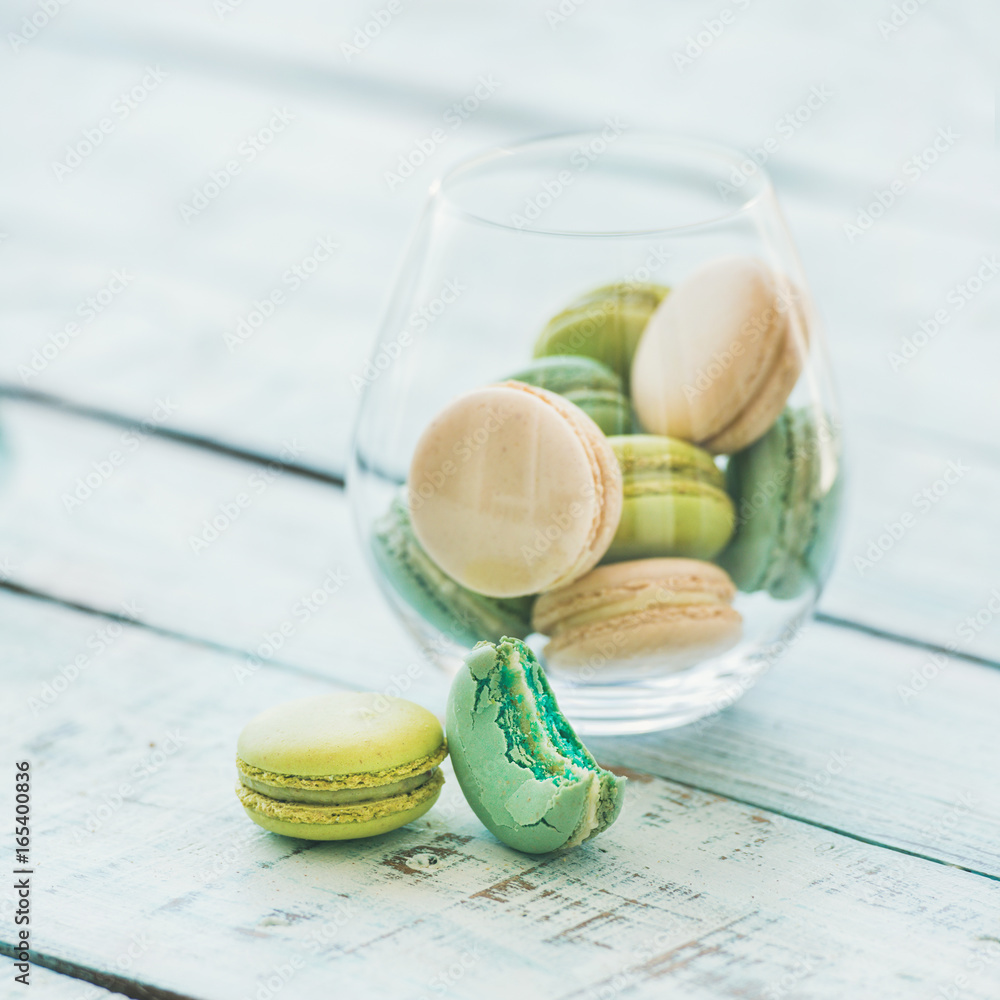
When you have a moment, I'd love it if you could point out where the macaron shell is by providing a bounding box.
[542,605,742,674]
[534,283,668,388]
[563,388,634,436]
[237,693,445,779]
[506,355,623,395]
[533,558,741,677]
[237,772,443,840]
[631,256,786,442]
[409,383,622,597]
[605,486,735,562]
[702,293,809,455]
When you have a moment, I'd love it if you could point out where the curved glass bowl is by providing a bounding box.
[349,133,843,735]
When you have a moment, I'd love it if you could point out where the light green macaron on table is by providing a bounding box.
[604,435,736,563]
[236,693,447,840]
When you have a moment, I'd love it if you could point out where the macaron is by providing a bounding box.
[236,694,447,840]
[408,382,623,598]
[603,435,735,563]
[506,355,633,435]
[534,283,668,389]
[446,636,626,853]
[371,493,534,647]
[533,558,742,675]
[630,256,806,454]
[718,407,842,599]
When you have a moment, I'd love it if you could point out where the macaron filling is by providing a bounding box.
[466,638,622,847]
[238,769,436,805]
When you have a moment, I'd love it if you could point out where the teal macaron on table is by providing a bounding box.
[5,8,999,1000]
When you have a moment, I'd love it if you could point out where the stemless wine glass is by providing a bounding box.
[349,133,843,735]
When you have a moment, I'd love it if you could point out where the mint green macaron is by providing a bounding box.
[719,407,843,598]
[603,435,735,563]
[236,693,447,840]
[534,283,668,390]
[506,355,633,435]
[446,637,626,854]
[371,495,534,647]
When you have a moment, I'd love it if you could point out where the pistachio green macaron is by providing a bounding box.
[236,693,447,840]
[534,283,668,390]
[604,435,735,563]
[506,355,633,435]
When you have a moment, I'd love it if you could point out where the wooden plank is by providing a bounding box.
[0,2,995,472]
[5,590,999,1000]
[0,964,129,1000]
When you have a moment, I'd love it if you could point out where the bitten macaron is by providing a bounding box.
[447,636,626,854]
[236,694,447,840]
[408,382,623,598]
[533,558,742,676]
[506,355,633,436]
[534,283,668,389]
[372,494,534,647]
[719,407,842,599]
[631,256,806,454]
[604,435,734,563]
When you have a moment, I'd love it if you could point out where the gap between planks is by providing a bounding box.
[0,945,199,1000]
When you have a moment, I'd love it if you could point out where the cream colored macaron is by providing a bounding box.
[631,255,806,454]
[408,382,623,598]
[533,557,742,676]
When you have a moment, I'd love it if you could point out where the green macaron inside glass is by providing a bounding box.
[718,407,842,599]
[533,282,668,390]
[506,355,633,435]
[603,435,735,563]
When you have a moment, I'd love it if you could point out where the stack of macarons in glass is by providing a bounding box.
[372,254,841,678]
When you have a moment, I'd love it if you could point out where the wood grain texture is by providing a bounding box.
[4,590,999,1000]
[0,963,130,1000]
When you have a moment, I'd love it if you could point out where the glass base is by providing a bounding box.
[545,649,771,736]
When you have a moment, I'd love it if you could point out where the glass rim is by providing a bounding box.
[431,131,775,238]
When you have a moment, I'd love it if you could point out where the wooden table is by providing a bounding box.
[3,3,998,997]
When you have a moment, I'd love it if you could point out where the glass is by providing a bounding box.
[349,133,843,735]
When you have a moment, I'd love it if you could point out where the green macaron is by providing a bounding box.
[534,283,668,390]
[446,637,626,854]
[371,495,535,647]
[505,356,633,435]
[718,407,843,598]
[603,435,735,563]
[236,693,447,840]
